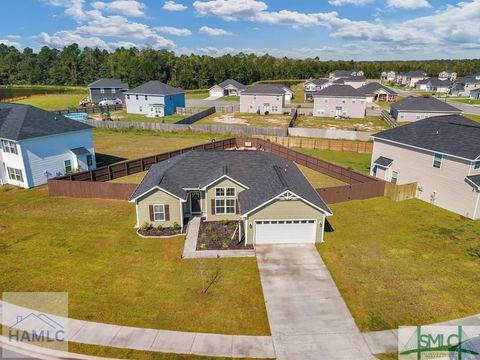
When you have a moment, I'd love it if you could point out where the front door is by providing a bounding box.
[190,191,201,214]
[335,107,342,117]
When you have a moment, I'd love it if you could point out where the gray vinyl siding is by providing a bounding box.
[240,94,284,114]
[313,96,366,118]
[392,110,461,122]
[89,88,126,103]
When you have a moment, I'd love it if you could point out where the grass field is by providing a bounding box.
[0,185,270,335]
[290,82,306,103]
[449,97,480,105]
[295,115,388,132]
[294,147,372,174]
[13,93,88,110]
[297,165,346,188]
[464,113,480,122]
[93,128,227,165]
[319,197,480,332]
[89,110,187,124]
[196,112,291,128]
[185,91,209,99]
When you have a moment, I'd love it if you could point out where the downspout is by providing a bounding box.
[473,191,480,220]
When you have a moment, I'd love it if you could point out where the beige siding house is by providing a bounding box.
[371,115,480,220]
[240,84,285,114]
[313,85,367,118]
[129,151,332,245]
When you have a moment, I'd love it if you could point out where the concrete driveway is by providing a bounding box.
[256,245,374,360]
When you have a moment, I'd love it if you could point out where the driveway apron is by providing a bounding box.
[256,245,374,360]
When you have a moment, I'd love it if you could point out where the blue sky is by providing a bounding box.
[1,0,479,60]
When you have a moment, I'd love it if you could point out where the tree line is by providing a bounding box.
[0,43,479,89]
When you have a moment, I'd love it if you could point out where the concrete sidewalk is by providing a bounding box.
[0,301,275,359]
[256,245,374,360]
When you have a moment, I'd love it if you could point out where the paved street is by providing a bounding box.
[256,245,374,360]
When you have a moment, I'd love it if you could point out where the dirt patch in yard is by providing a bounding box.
[212,115,248,125]
[197,220,252,250]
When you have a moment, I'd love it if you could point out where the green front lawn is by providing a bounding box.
[220,95,240,101]
[290,82,306,103]
[0,186,269,335]
[13,93,88,110]
[295,115,388,132]
[320,198,480,332]
[186,91,209,99]
[294,147,372,174]
[196,112,291,128]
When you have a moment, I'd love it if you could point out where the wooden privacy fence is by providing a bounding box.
[255,136,373,153]
[48,180,136,200]
[175,107,215,125]
[52,104,123,115]
[316,182,386,204]
[384,182,417,201]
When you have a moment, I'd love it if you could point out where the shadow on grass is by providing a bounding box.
[325,219,335,232]
[95,153,127,167]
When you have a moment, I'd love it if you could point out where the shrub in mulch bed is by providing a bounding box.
[197,219,253,250]
[138,222,183,237]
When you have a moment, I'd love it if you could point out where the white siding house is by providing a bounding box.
[0,103,96,189]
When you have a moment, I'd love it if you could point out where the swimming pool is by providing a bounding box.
[64,112,89,120]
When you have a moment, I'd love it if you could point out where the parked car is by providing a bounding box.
[98,98,122,106]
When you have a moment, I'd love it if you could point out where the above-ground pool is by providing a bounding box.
[64,112,88,120]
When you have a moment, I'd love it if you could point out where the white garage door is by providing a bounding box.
[255,220,316,245]
[209,90,224,97]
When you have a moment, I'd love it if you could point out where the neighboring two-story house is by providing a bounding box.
[451,74,480,97]
[313,85,366,118]
[0,103,96,189]
[124,81,185,117]
[339,76,367,89]
[438,71,457,81]
[370,115,480,220]
[128,150,332,245]
[239,84,285,114]
[426,79,452,94]
[396,71,428,87]
[329,70,364,81]
[390,96,461,122]
[381,71,396,82]
[304,79,331,100]
[88,78,129,103]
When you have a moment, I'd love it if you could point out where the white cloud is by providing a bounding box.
[92,0,146,17]
[163,1,187,11]
[199,26,232,36]
[47,0,87,21]
[386,0,432,9]
[193,0,267,20]
[7,35,21,40]
[0,39,21,48]
[329,0,372,5]
[156,26,192,36]
[40,31,110,49]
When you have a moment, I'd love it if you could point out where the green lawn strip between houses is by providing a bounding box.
[295,115,388,132]
[69,343,273,360]
[294,147,372,174]
[195,112,291,128]
[13,93,88,110]
[319,197,480,332]
[0,185,270,336]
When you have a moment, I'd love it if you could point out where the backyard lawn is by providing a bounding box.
[320,197,480,332]
[93,128,227,165]
[89,110,187,124]
[294,147,372,174]
[13,93,88,110]
[295,115,388,131]
[196,112,291,128]
[448,97,480,105]
[290,82,306,103]
[0,185,270,336]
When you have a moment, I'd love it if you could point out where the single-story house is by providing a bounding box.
[381,71,396,81]
[128,150,332,245]
[88,78,128,103]
[304,79,331,100]
[341,76,367,89]
[124,81,185,117]
[209,79,246,97]
[239,84,285,114]
[0,103,96,188]
[313,85,366,118]
[438,71,457,81]
[370,115,480,220]
[329,70,364,81]
[426,79,452,94]
[451,76,480,97]
[390,96,461,122]
[470,88,480,100]
[357,82,398,103]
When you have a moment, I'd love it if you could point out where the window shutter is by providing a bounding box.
[211,199,216,215]
[236,200,240,214]
[149,205,154,221]
[165,205,170,221]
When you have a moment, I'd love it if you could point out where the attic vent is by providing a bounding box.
[273,165,288,187]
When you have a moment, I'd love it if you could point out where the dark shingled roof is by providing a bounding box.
[343,76,366,82]
[372,115,480,160]
[306,78,330,86]
[242,84,285,95]
[357,82,397,96]
[0,103,93,141]
[415,78,431,85]
[373,156,393,167]
[428,79,452,87]
[129,151,332,215]
[313,85,365,98]
[88,78,128,89]
[217,79,247,90]
[391,96,461,113]
[466,175,480,190]
[70,147,90,155]
[405,71,427,77]
[125,81,184,96]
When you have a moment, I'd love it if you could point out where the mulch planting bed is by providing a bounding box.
[197,219,253,250]
[138,226,182,237]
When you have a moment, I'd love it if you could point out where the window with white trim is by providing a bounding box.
[86,154,93,167]
[1,140,18,154]
[153,204,165,221]
[7,167,23,182]
[433,153,442,168]
[100,88,105,94]
[215,187,236,214]
[64,160,72,172]
[272,106,278,112]
[215,187,235,197]
[111,88,116,94]
[474,161,480,170]
[391,171,398,184]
